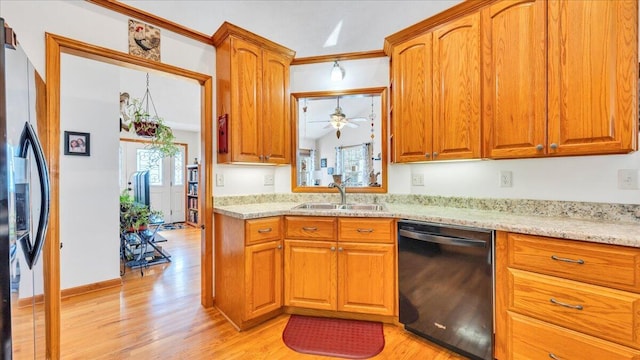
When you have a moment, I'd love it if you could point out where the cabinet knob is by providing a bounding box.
[433,152,439,158]
[549,353,560,360]
[259,155,264,161]
[330,246,336,251]
[265,154,271,161]
[425,153,430,158]
[550,143,558,150]
[535,144,544,151]
[277,244,282,250]
[338,247,343,252]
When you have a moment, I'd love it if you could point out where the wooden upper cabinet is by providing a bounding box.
[213,22,295,164]
[482,0,547,159]
[391,32,433,163]
[547,0,638,156]
[261,51,291,164]
[433,12,481,160]
[230,37,262,163]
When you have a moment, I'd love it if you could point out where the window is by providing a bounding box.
[136,149,162,186]
[174,151,184,186]
[335,143,372,187]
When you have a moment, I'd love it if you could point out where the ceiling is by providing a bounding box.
[299,95,380,140]
[122,1,463,57]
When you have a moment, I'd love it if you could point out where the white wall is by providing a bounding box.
[0,1,214,79]
[60,54,121,289]
[0,1,213,290]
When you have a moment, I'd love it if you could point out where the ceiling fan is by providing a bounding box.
[309,97,366,138]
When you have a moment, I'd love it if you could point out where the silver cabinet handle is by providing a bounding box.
[357,228,374,233]
[277,244,282,249]
[330,246,336,251]
[550,297,583,310]
[302,226,318,232]
[551,255,584,265]
[536,144,544,151]
[338,247,343,251]
[550,143,558,150]
[433,151,439,158]
[257,227,272,233]
[549,353,560,360]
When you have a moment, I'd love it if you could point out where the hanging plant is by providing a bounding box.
[125,74,180,159]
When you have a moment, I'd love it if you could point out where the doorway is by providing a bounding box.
[45,33,214,357]
[120,140,188,224]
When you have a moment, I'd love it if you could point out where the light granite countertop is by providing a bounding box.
[214,201,640,248]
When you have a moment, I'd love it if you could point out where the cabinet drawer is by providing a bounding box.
[508,312,640,360]
[509,269,640,347]
[245,217,282,245]
[285,216,336,240]
[507,233,640,292]
[338,218,394,243]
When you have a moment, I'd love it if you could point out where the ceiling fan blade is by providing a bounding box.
[309,120,329,123]
[345,122,359,128]
[348,117,368,122]
[323,123,333,129]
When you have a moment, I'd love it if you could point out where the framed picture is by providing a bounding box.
[64,131,90,156]
[320,158,327,168]
[327,167,334,175]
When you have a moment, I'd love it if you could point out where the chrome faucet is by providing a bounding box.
[328,182,347,205]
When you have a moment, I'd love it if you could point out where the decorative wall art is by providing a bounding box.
[64,131,90,156]
[128,20,161,61]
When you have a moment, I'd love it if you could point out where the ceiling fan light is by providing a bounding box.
[330,60,343,81]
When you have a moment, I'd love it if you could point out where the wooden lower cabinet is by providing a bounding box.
[508,312,640,360]
[496,231,640,359]
[214,214,283,330]
[284,217,396,316]
[337,242,395,315]
[284,239,336,310]
[245,239,283,319]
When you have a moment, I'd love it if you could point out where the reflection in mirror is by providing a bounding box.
[291,87,387,193]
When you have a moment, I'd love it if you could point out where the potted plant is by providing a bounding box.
[127,98,180,158]
[119,189,163,234]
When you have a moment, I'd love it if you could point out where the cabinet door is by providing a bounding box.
[261,50,291,164]
[433,12,481,160]
[391,32,433,163]
[284,240,337,310]
[337,242,394,315]
[230,37,262,162]
[548,0,638,156]
[244,240,283,320]
[482,0,547,159]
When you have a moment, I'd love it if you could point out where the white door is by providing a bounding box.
[121,141,186,223]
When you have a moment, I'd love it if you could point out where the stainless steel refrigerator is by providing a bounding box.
[0,18,51,359]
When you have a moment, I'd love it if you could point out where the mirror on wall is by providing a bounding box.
[291,87,387,193]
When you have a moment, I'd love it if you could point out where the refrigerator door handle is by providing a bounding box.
[17,122,50,269]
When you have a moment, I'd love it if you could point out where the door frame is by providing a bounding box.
[45,33,214,359]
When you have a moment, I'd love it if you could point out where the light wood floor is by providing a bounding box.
[55,227,466,359]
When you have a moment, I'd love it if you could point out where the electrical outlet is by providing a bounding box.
[216,173,224,187]
[499,171,513,188]
[618,169,638,190]
[411,173,424,186]
[264,174,274,186]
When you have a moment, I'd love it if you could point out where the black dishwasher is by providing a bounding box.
[398,220,494,360]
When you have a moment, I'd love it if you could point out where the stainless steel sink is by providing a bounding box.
[293,203,385,211]
[293,203,341,210]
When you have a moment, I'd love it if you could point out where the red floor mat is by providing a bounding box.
[282,315,385,359]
